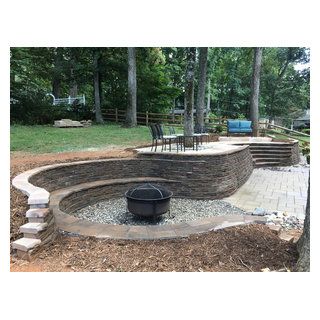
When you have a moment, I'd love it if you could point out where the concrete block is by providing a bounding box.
[11,237,41,252]
[26,208,50,218]
[28,190,49,205]
[20,222,48,234]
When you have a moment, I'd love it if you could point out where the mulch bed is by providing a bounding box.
[10,150,299,272]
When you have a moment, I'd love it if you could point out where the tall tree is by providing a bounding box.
[206,78,211,112]
[262,47,309,120]
[250,47,263,136]
[52,47,63,98]
[93,49,104,124]
[196,47,208,128]
[295,176,310,271]
[184,47,197,140]
[69,48,78,98]
[125,47,137,127]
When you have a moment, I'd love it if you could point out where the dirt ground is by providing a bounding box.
[10,148,301,272]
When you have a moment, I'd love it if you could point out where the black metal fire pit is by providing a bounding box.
[125,183,173,218]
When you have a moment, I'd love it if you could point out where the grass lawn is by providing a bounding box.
[266,130,310,146]
[10,124,151,153]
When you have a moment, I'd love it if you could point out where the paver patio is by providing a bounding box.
[223,166,309,219]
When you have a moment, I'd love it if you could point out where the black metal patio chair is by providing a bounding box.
[194,124,210,143]
[155,124,178,152]
[148,124,161,152]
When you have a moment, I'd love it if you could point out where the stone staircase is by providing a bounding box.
[248,143,294,168]
[12,208,56,261]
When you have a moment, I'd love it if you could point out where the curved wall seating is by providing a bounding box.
[12,145,254,260]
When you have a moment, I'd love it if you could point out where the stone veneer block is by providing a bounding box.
[20,222,48,234]
[26,208,51,218]
[28,190,49,205]
[11,237,41,252]
[29,204,48,209]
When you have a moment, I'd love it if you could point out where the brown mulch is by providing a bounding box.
[10,149,300,272]
[10,224,298,272]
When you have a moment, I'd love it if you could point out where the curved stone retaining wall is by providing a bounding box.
[29,146,253,200]
[12,145,254,260]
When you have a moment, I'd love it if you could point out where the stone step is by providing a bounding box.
[254,157,288,163]
[11,237,41,252]
[20,222,48,234]
[250,149,292,154]
[26,208,51,218]
[251,153,291,159]
[248,143,293,147]
[249,145,292,150]
[24,222,55,240]
[254,161,284,167]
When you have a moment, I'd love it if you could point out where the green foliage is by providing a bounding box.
[215,124,224,133]
[10,47,310,125]
[301,128,310,135]
[136,48,181,112]
[206,47,309,120]
[208,111,218,119]
[259,47,310,118]
[237,113,247,120]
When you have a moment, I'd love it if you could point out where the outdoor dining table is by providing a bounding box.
[177,134,201,152]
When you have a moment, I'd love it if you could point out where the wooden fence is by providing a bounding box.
[101,108,227,128]
[102,109,310,144]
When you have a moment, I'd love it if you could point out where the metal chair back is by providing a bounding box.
[155,124,165,139]
[169,126,176,135]
[149,124,159,140]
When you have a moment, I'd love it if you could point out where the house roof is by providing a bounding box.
[294,109,310,121]
[295,115,310,121]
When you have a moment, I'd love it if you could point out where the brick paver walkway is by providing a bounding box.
[223,166,309,219]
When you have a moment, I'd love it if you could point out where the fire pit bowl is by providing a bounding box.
[125,183,173,218]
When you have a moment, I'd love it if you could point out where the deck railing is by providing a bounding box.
[46,93,86,105]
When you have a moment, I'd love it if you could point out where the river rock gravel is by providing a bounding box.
[72,198,249,226]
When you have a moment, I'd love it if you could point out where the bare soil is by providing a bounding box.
[10,148,301,272]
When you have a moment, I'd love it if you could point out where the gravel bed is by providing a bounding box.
[72,198,249,226]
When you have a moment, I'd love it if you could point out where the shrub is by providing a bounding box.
[215,125,224,133]
[10,92,94,125]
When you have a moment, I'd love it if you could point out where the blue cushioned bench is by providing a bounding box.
[227,120,253,136]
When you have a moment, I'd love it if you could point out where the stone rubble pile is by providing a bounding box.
[53,119,92,128]
[252,207,304,230]
[80,120,92,127]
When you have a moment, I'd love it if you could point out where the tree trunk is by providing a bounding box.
[69,49,78,98]
[125,47,137,127]
[52,47,63,98]
[69,73,78,98]
[207,78,211,111]
[93,49,104,124]
[196,47,208,128]
[295,175,310,271]
[249,47,263,137]
[184,47,197,145]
